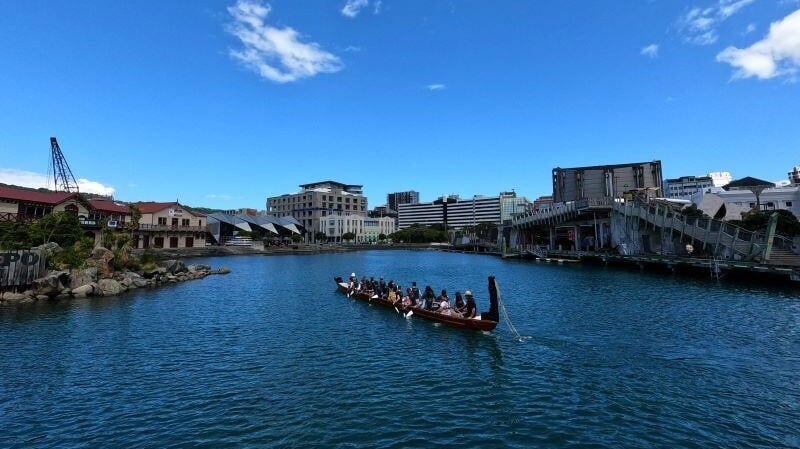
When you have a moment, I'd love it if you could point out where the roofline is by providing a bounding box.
[298,180,363,189]
[553,160,662,172]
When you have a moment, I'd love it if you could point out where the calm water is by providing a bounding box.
[2,250,799,449]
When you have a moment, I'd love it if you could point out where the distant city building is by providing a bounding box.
[368,205,396,218]
[708,171,733,187]
[789,166,800,186]
[266,180,367,243]
[398,194,505,230]
[499,191,530,221]
[320,214,395,243]
[387,190,419,213]
[665,175,715,200]
[533,195,554,211]
[224,208,258,216]
[552,161,663,203]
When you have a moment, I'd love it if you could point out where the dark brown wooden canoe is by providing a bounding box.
[335,277,498,332]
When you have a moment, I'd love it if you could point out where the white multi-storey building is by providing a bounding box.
[398,194,508,230]
[789,166,800,186]
[708,171,733,187]
[320,214,395,243]
[267,181,367,243]
[665,175,715,200]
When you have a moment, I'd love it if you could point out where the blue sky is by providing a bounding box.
[0,0,798,209]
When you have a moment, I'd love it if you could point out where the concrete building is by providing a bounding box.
[499,191,530,221]
[708,171,733,187]
[266,181,367,243]
[387,191,419,213]
[398,193,506,230]
[696,187,800,220]
[131,202,207,249]
[665,175,715,200]
[532,195,554,211]
[320,214,395,243]
[789,166,800,186]
[552,161,663,203]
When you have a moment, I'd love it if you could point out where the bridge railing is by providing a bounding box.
[617,199,796,261]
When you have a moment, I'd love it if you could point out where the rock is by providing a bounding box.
[188,264,211,273]
[36,295,49,301]
[32,271,70,296]
[132,278,149,288]
[2,292,29,302]
[86,247,114,279]
[143,267,166,279]
[97,279,123,296]
[72,284,94,298]
[217,267,231,275]
[69,269,96,289]
[161,259,188,275]
[34,242,62,258]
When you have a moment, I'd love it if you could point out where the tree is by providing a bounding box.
[290,233,303,243]
[378,233,387,241]
[30,211,83,247]
[315,231,328,242]
[730,209,800,237]
[342,232,356,242]
[681,204,708,219]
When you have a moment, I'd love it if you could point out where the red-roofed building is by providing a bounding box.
[0,184,83,219]
[130,201,207,249]
[1,184,208,249]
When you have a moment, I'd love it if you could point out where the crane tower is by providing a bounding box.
[48,137,79,193]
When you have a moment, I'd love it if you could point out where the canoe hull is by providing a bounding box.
[336,279,497,332]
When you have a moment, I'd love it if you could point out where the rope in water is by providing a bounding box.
[496,281,525,341]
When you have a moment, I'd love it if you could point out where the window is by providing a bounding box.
[182,218,190,226]
[345,205,350,210]
[787,201,793,207]
[154,237,164,248]
[169,237,178,248]
[185,237,194,248]
[345,198,350,203]
[337,197,342,202]
[158,217,167,225]
[172,218,179,226]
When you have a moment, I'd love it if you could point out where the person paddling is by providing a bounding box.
[463,290,477,319]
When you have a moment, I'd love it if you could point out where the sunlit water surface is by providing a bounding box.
[2,250,799,448]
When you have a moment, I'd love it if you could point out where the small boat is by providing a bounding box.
[334,275,499,332]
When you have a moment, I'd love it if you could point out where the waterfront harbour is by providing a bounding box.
[2,250,799,448]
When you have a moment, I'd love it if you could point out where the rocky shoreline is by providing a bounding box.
[0,245,230,305]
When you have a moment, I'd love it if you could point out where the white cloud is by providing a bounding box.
[744,23,756,34]
[716,8,800,80]
[205,194,233,200]
[0,168,115,195]
[227,0,342,83]
[342,0,369,18]
[426,83,446,90]
[374,0,382,14]
[641,44,659,58]
[678,0,757,45]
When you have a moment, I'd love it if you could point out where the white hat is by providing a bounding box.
[465,290,473,296]
[351,273,356,277]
